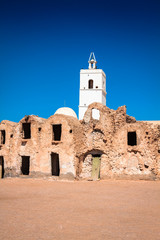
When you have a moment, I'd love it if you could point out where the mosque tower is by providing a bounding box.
[79,52,107,120]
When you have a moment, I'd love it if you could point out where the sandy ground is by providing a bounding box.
[0,178,160,240]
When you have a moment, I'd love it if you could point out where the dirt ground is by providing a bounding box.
[0,178,160,240]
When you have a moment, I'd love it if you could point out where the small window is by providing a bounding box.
[128,132,137,146]
[21,141,27,146]
[0,130,5,144]
[52,124,62,141]
[88,79,93,89]
[22,123,31,139]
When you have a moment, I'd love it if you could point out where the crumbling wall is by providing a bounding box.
[41,114,82,179]
[77,102,160,180]
[0,113,83,179]
[0,120,18,177]
[8,115,46,177]
[0,102,159,180]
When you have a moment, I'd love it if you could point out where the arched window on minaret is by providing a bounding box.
[88,79,93,89]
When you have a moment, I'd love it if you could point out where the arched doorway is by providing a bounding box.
[79,150,103,180]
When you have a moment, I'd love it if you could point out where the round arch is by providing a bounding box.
[88,79,93,89]
[77,149,105,180]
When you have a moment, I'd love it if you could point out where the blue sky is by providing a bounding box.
[0,0,160,122]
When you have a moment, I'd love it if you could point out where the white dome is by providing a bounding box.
[54,107,77,119]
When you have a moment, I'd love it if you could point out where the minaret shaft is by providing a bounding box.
[79,53,107,120]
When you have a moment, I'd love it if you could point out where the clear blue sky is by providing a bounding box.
[0,0,160,122]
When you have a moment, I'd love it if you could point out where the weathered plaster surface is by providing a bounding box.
[0,103,160,180]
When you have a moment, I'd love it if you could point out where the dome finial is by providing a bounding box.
[88,52,97,69]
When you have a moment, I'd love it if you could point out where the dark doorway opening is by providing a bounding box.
[128,132,137,146]
[88,79,93,89]
[22,123,31,139]
[52,124,62,141]
[21,156,30,175]
[51,153,60,176]
[1,130,5,144]
[0,156,4,178]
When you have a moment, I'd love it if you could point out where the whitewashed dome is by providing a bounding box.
[54,107,77,119]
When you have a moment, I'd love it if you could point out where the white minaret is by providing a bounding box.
[79,52,107,120]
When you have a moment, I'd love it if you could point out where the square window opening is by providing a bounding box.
[22,123,31,139]
[128,131,137,146]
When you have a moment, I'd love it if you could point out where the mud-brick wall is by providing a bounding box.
[0,120,17,177]
[78,102,160,180]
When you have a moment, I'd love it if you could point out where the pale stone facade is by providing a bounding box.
[0,103,160,180]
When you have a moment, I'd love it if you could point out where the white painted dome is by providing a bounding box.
[54,107,77,119]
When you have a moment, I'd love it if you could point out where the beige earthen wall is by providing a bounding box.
[77,103,160,180]
[9,115,46,176]
[0,120,18,176]
[0,103,160,180]
[0,114,83,179]
[41,114,83,179]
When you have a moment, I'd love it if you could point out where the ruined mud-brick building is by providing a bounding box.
[0,53,160,180]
